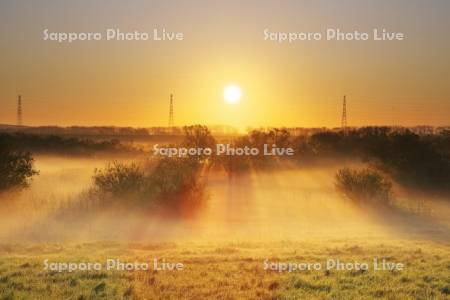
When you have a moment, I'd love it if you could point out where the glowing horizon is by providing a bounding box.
[0,0,449,128]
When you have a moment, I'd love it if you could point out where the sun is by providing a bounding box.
[223,85,241,104]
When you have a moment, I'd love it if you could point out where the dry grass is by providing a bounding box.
[0,238,448,299]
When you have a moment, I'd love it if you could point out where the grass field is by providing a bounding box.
[0,238,449,299]
[1,144,449,299]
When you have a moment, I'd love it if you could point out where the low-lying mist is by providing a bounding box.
[1,154,448,244]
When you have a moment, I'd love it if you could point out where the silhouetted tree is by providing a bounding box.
[0,145,38,192]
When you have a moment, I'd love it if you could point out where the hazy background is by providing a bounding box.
[0,0,449,128]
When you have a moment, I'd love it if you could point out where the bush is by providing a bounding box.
[0,148,38,192]
[150,158,200,196]
[183,125,216,149]
[296,127,450,193]
[335,168,393,205]
[88,126,211,212]
[93,162,144,197]
[92,157,202,209]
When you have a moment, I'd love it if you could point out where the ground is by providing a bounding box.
[0,238,448,300]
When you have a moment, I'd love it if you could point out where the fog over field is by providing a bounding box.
[1,128,449,299]
[1,154,448,244]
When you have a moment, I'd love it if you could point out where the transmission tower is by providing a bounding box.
[168,93,174,128]
[17,95,23,126]
[341,95,347,134]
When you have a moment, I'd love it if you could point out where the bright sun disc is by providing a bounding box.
[224,85,241,103]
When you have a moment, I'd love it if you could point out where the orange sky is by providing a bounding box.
[0,0,449,129]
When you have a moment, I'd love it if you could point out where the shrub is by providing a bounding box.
[335,168,393,205]
[183,125,216,149]
[300,127,450,193]
[93,162,144,197]
[149,158,200,196]
[89,125,211,211]
[92,158,203,209]
[0,148,38,192]
[182,125,216,163]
